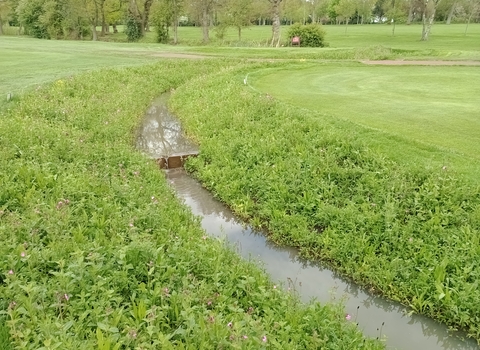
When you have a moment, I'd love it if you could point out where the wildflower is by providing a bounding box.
[202,235,207,240]
[273,285,277,289]
[262,336,267,343]
[345,314,352,321]
[64,294,69,301]
[8,301,16,310]
[247,307,254,314]
[409,238,413,243]
[163,287,169,295]
[129,223,134,227]
[227,322,232,328]
[128,329,138,339]
[56,201,64,209]
[20,252,26,258]
[8,270,14,275]
[207,300,212,306]
[242,335,248,340]
[208,316,215,323]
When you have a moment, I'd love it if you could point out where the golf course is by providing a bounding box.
[1,22,480,349]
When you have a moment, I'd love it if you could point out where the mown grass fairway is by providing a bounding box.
[249,63,480,166]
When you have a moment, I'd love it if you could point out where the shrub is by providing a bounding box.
[286,23,327,47]
[125,15,142,42]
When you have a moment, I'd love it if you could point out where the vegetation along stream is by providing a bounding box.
[136,95,479,350]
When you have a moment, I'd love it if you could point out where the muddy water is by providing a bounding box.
[136,94,198,158]
[138,97,479,350]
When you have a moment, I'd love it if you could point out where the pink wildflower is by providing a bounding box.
[20,252,26,257]
[262,335,267,342]
[345,314,352,321]
[8,270,13,275]
[227,322,232,328]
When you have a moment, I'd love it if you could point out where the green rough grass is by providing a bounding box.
[248,62,480,181]
[0,60,383,349]
[170,62,480,341]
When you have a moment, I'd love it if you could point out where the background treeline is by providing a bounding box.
[0,0,479,41]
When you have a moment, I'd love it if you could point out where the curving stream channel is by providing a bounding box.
[136,96,479,350]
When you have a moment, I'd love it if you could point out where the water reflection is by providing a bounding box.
[166,169,478,350]
[136,95,198,158]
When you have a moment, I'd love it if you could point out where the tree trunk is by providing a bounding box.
[173,0,178,44]
[270,0,282,47]
[201,5,209,42]
[421,9,435,40]
[392,19,396,36]
[446,2,456,24]
[0,18,3,35]
[141,0,154,36]
[113,23,118,33]
[464,14,472,35]
[345,18,349,34]
[91,23,98,41]
[407,3,414,24]
[238,26,241,41]
[100,0,106,36]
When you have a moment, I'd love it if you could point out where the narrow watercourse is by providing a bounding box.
[136,95,479,350]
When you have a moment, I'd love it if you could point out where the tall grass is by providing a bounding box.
[0,60,383,349]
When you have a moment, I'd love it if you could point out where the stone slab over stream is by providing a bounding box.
[137,96,479,350]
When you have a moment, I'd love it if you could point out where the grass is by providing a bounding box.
[0,36,191,108]
[1,26,480,347]
[0,58,383,348]
[248,62,480,181]
[170,61,480,341]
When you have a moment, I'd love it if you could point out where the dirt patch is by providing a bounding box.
[361,60,480,66]
[150,53,210,59]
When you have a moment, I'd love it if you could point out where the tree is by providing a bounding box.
[186,0,215,43]
[251,0,270,24]
[218,0,253,40]
[357,0,377,23]
[420,0,442,40]
[0,0,12,34]
[461,0,480,34]
[127,0,155,38]
[335,0,356,31]
[383,0,408,34]
[16,0,49,38]
[281,0,302,24]
[151,0,183,43]
[268,0,282,46]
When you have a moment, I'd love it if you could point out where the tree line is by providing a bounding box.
[0,0,478,42]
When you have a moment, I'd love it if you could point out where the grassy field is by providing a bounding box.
[105,23,480,59]
[248,62,480,181]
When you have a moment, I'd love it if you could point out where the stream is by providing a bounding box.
[137,96,479,350]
